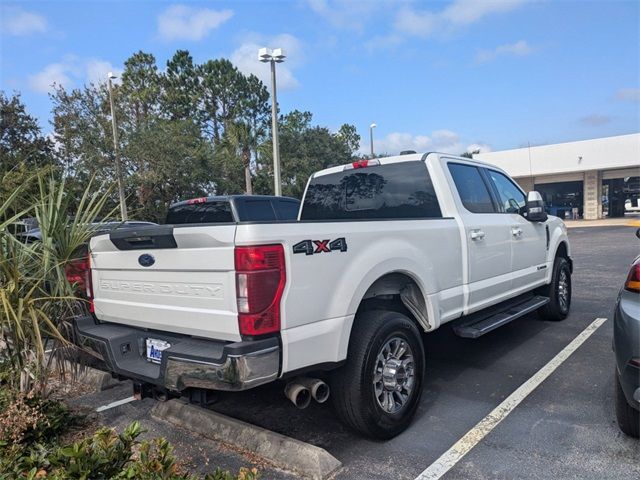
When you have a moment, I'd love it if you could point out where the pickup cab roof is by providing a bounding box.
[166,195,301,224]
[312,152,496,178]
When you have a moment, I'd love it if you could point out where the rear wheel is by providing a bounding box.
[538,256,571,321]
[330,310,425,439]
[615,371,640,438]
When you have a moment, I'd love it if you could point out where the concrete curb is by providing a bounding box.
[48,357,120,392]
[77,365,121,391]
[565,219,640,228]
[152,399,342,480]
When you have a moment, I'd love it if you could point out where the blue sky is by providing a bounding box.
[1,0,638,155]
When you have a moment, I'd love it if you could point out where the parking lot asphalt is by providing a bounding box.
[77,225,640,479]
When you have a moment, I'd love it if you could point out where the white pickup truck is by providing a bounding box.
[73,153,572,438]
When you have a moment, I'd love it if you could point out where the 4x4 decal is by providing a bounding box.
[293,237,347,255]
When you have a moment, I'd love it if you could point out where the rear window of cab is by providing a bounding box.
[300,161,442,221]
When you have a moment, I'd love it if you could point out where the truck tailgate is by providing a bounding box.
[89,225,240,341]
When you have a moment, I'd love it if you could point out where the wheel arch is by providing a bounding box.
[554,240,572,272]
[351,271,435,334]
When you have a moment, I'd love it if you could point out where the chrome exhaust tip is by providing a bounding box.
[300,378,330,403]
[284,381,311,409]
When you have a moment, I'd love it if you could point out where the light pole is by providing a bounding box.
[107,72,128,221]
[259,47,285,196]
[369,123,377,157]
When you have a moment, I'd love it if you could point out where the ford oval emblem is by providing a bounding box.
[138,254,155,267]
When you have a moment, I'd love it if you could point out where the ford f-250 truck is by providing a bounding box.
[72,153,572,438]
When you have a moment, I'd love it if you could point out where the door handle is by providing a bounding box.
[511,227,523,238]
[470,229,485,241]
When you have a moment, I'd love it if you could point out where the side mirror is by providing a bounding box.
[525,191,548,222]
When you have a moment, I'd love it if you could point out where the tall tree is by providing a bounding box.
[1,92,55,172]
[238,74,270,168]
[199,59,245,143]
[162,50,198,120]
[120,51,161,128]
[256,111,356,198]
[124,118,214,221]
[50,83,115,189]
[337,124,361,157]
[0,91,58,213]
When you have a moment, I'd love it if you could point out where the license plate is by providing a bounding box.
[146,338,171,364]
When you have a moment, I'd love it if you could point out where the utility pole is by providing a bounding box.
[107,72,128,221]
[259,48,286,196]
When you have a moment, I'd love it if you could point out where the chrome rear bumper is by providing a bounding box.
[74,315,280,392]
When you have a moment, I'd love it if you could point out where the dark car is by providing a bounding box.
[165,195,301,225]
[17,220,157,243]
[613,228,640,438]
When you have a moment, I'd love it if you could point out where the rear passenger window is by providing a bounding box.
[301,161,442,220]
[448,163,496,213]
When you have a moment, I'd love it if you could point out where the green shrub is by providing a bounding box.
[0,420,259,480]
[0,389,76,446]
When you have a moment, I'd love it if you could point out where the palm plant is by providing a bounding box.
[0,172,114,392]
[221,121,264,195]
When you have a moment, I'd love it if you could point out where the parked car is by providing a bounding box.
[613,228,640,438]
[6,217,39,236]
[16,220,157,244]
[624,197,640,214]
[70,153,572,438]
[165,195,301,224]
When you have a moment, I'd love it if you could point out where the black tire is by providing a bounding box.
[537,256,571,321]
[330,310,425,439]
[615,371,640,438]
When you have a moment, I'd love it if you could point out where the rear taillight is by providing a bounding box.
[235,245,285,336]
[65,253,94,312]
[624,262,640,293]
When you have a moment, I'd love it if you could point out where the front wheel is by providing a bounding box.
[538,256,572,321]
[330,310,425,439]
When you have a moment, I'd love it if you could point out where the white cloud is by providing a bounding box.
[28,57,122,93]
[475,40,534,63]
[615,88,640,103]
[28,63,74,93]
[157,4,233,41]
[85,59,122,85]
[306,0,383,32]
[230,33,303,90]
[394,8,439,37]
[376,0,529,46]
[1,7,47,36]
[579,114,611,127]
[442,0,528,26]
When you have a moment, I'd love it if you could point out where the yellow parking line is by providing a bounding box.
[626,220,640,227]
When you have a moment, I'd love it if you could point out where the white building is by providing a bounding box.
[474,133,640,220]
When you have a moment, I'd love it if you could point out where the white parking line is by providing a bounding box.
[415,317,607,480]
[95,396,137,412]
